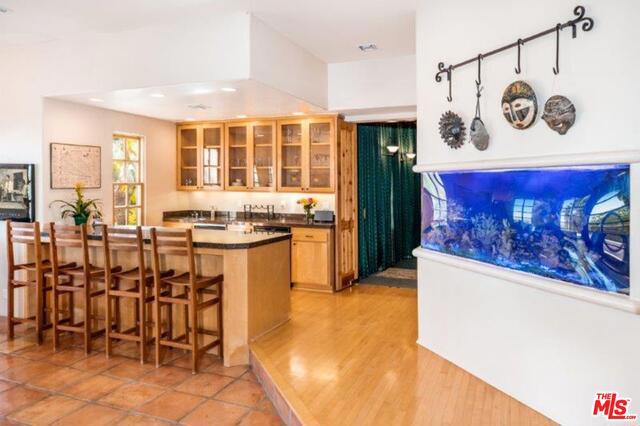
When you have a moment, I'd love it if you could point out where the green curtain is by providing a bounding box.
[358,122,420,278]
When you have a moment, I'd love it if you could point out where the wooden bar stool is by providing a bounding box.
[150,228,223,373]
[102,225,173,363]
[6,221,74,344]
[48,223,120,353]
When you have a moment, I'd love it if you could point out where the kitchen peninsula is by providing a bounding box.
[56,227,291,367]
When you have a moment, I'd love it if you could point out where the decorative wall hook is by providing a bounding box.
[433,4,594,100]
[515,39,523,74]
[475,54,483,86]
[553,24,562,75]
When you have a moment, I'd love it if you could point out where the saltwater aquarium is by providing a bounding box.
[421,164,630,295]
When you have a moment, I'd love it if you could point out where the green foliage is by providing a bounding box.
[50,183,102,220]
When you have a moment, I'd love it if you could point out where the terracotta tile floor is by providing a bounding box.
[0,327,283,426]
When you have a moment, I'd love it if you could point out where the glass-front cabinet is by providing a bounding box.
[177,116,335,193]
[202,124,223,189]
[226,121,276,191]
[177,123,224,191]
[251,122,276,191]
[278,118,334,193]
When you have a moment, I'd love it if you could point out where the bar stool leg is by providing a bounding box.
[139,286,146,364]
[7,278,14,340]
[35,272,44,345]
[189,287,198,374]
[84,279,91,354]
[105,280,113,358]
[52,279,59,351]
[154,278,162,368]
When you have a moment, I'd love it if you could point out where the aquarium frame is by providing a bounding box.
[413,150,640,314]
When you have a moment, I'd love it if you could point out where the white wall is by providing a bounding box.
[250,16,328,109]
[416,1,640,425]
[42,99,187,226]
[328,55,416,113]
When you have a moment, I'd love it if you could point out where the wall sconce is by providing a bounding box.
[384,145,416,162]
[386,145,400,154]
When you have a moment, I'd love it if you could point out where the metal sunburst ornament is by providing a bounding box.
[439,111,466,149]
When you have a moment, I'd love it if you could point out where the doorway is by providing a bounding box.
[357,122,420,288]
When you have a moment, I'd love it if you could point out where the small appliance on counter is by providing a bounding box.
[314,210,334,223]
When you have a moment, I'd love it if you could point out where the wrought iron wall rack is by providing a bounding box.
[435,5,594,102]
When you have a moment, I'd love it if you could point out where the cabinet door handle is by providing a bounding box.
[305,235,313,238]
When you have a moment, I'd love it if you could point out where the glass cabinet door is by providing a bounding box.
[278,122,304,191]
[251,123,276,190]
[226,125,249,190]
[178,126,199,189]
[307,120,333,192]
[202,125,223,190]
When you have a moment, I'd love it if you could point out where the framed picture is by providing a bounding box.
[0,164,35,222]
[50,143,101,189]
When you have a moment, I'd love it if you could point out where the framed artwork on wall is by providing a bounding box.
[0,164,35,222]
[50,143,101,189]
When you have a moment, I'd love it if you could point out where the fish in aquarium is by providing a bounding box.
[421,165,630,295]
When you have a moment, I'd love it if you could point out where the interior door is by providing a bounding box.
[335,119,357,290]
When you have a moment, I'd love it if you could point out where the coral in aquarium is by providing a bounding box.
[421,165,631,295]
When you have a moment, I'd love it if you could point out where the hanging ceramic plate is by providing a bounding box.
[470,117,489,151]
[501,81,538,130]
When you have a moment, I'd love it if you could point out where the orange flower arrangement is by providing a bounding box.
[297,197,318,222]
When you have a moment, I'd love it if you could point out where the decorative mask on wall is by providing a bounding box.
[501,81,538,130]
[542,95,576,135]
[438,111,466,149]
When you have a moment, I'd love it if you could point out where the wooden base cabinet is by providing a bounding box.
[291,227,334,292]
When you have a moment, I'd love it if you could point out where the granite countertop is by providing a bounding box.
[163,211,335,229]
[84,226,291,250]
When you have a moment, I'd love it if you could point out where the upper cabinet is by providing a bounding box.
[277,117,335,193]
[177,123,224,191]
[226,121,276,191]
[177,115,336,193]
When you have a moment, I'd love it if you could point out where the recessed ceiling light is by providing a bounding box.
[358,43,378,52]
[236,114,247,119]
[220,87,237,92]
[150,93,165,98]
[89,98,104,103]
[184,118,195,122]
[191,88,214,95]
[292,112,304,116]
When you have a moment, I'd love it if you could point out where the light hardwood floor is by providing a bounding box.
[251,285,556,426]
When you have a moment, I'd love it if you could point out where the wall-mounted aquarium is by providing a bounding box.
[421,164,630,295]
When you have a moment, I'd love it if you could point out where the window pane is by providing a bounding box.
[112,161,125,182]
[114,209,126,225]
[126,138,139,161]
[113,137,126,160]
[128,185,140,206]
[113,185,127,207]
[126,162,139,182]
[127,208,139,225]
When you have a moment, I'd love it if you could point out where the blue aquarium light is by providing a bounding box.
[421,164,630,295]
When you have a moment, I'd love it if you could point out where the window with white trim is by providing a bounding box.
[112,135,143,225]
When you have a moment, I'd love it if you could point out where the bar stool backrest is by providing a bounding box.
[48,223,90,281]
[149,228,196,284]
[6,220,44,272]
[102,225,145,283]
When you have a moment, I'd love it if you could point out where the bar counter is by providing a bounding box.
[46,227,292,367]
